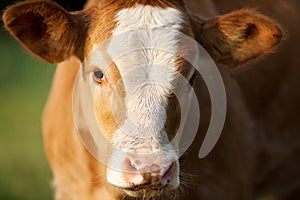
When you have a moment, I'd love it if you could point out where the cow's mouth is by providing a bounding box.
[121,184,175,199]
[116,184,176,200]
[124,184,165,192]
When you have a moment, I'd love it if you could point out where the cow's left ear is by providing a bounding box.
[191,9,283,67]
[2,0,89,63]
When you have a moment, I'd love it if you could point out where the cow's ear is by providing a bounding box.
[191,9,282,67]
[2,0,89,63]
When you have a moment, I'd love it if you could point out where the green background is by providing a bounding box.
[0,1,84,199]
[0,27,54,200]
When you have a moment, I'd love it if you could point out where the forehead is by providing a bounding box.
[88,2,188,83]
[84,0,188,53]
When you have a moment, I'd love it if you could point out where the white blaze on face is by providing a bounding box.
[90,4,185,188]
[109,5,184,148]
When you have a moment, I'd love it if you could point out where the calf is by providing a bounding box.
[3,0,291,199]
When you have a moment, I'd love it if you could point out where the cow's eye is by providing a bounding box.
[93,68,105,84]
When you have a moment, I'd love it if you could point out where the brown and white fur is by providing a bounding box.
[3,0,296,199]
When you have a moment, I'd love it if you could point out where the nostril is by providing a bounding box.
[161,162,176,186]
[123,158,145,185]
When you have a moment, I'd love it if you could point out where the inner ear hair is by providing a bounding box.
[2,0,90,63]
[190,9,283,68]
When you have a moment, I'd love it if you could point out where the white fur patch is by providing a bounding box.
[90,4,185,188]
[110,4,184,140]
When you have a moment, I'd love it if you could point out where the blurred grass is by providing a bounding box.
[0,27,55,199]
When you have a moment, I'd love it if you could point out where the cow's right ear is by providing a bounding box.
[2,0,89,63]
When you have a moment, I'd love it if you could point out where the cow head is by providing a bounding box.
[2,0,281,198]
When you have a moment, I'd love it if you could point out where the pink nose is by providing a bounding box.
[123,158,177,187]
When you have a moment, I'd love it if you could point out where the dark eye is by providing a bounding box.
[93,68,105,83]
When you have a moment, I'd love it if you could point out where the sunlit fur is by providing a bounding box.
[91,5,186,189]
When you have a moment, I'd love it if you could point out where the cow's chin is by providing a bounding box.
[123,186,177,199]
